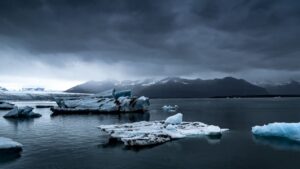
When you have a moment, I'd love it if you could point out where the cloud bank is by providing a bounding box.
[0,0,299,89]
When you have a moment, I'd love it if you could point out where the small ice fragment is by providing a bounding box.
[165,113,183,125]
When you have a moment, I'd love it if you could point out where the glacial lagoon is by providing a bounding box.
[1,98,300,169]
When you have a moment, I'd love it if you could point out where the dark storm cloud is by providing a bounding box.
[0,0,300,81]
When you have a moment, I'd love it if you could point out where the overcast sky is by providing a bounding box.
[0,0,300,90]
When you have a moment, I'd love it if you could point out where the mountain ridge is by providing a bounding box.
[66,77,270,98]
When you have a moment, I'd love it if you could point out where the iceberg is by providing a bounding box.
[0,101,15,110]
[0,137,23,153]
[98,113,228,147]
[162,105,179,113]
[51,90,150,115]
[252,122,300,142]
[3,106,42,118]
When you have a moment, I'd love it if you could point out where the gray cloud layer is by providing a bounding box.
[0,0,300,85]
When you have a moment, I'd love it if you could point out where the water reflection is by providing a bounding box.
[4,118,35,130]
[253,135,300,151]
[117,112,150,123]
[51,112,150,124]
[0,151,21,164]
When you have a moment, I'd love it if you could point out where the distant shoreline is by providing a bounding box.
[146,95,300,99]
[211,95,300,98]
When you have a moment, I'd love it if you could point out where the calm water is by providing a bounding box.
[1,98,300,169]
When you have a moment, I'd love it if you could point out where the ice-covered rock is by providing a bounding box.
[162,105,179,113]
[165,113,182,125]
[98,113,228,147]
[0,101,15,110]
[3,106,41,118]
[0,137,23,152]
[252,122,300,142]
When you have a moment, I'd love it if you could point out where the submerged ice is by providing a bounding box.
[98,113,228,147]
[252,122,300,142]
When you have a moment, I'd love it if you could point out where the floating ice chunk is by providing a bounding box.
[0,101,15,110]
[3,106,41,118]
[98,113,227,147]
[53,95,150,114]
[162,105,179,113]
[252,122,300,142]
[165,113,183,125]
[0,137,23,152]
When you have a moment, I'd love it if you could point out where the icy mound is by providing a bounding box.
[0,137,23,152]
[3,106,42,118]
[98,113,228,147]
[252,122,300,142]
[0,101,15,110]
[165,113,182,125]
[162,105,179,113]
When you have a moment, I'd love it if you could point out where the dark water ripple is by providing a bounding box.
[0,98,300,169]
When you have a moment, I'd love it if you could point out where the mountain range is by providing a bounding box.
[0,86,8,92]
[66,77,300,98]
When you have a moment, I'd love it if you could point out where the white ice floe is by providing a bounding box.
[162,105,179,113]
[3,106,42,118]
[252,122,300,142]
[0,101,15,110]
[98,113,228,146]
[0,137,23,151]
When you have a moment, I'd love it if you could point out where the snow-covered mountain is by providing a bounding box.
[263,80,300,95]
[66,77,269,98]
